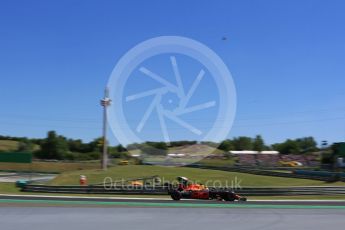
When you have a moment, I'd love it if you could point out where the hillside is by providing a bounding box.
[0,140,19,152]
[49,165,345,186]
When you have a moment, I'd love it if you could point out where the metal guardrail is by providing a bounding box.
[21,184,345,196]
[22,185,168,195]
[186,164,345,182]
[231,187,345,196]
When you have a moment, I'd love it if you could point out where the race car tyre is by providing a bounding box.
[239,197,247,202]
[170,190,182,201]
[222,192,236,202]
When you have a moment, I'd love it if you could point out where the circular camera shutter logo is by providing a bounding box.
[107,36,236,164]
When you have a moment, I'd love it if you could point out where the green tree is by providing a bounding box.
[116,144,126,152]
[253,135,265,152]
[36,131,69,159]
[272,139,299,154]
[233,136,253,150]
[87,137,103,152]
[218,139,234,151]
[67,139,83,152]
[17,139,35,152]
[139,142,168,156]
[296,137,318,153]
[272,137,318,154]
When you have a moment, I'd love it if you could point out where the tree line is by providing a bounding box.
[0,132,324,160]
[0,132,127,160]
[217,135,319,154]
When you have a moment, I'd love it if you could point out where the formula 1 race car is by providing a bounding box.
[168,177,247,202]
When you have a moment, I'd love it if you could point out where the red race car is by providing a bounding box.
[168,177,247,202]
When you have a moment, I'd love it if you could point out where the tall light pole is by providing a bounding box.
[100,87,111,170]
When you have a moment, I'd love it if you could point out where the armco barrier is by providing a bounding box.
[294,170,345,179]
[185,164,342,181]
[21,185,168,195]
[232,186,345,196]
[21,184,345,196]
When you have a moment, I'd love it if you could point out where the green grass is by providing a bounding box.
[144,157,199,164]
[0,140,19,152]
[167,145,224,155]
[1,182,345,200]
[144,145,228,165]
[144,157,236,166]
[2,198,345,208]
[0,140,40,152]
[49,165,345,186]
[0,182,21,194]
[0,161,101,173]
[198,158,236,167]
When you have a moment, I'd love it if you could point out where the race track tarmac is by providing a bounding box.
[1,194,345,207]
[1,206,345,230]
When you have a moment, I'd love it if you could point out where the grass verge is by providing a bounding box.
[0,161,100,173]
[49,165,345,186]
[1,182,345,200]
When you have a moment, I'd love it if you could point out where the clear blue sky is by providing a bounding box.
[0,0,344,146]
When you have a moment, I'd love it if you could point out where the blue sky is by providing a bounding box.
[0,0,344,146]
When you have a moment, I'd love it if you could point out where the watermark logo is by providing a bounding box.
[107,36,236,165]
[103,176,242,191]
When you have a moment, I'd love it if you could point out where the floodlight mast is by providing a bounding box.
[100,87,111,170]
